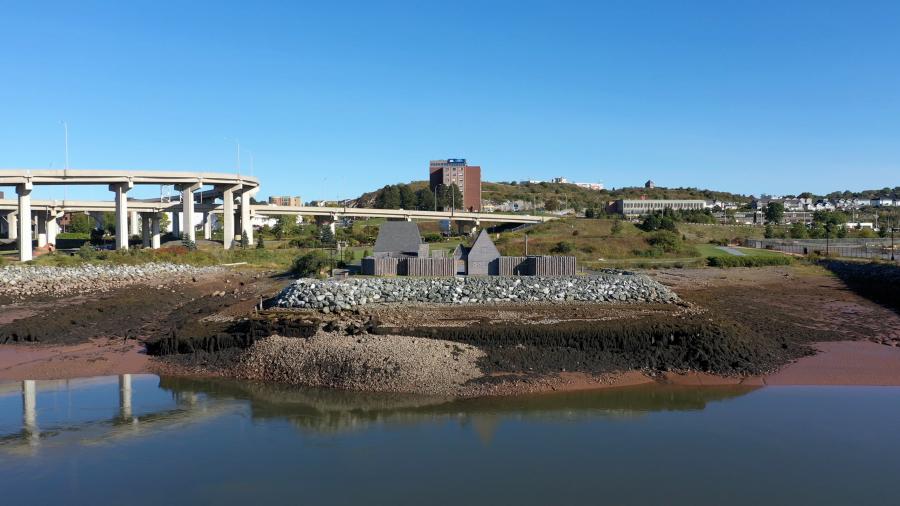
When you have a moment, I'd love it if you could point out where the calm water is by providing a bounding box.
[1,376,898,505]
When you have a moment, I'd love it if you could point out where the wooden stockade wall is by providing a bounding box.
[498,256,577,276]
[362,257,454,276]
[405,258,455,277]
[362,257,400,276]
[531,255,577,276]
[499,256,530,276]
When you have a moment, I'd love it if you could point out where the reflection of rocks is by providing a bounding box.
[160,376,759,436]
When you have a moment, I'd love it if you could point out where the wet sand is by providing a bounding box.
[0,338,150,380]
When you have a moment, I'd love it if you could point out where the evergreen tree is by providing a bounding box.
[376,185,402,209]
[415,188,435,210]
[398,184,417,209]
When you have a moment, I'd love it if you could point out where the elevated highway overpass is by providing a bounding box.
[0,169,551,261]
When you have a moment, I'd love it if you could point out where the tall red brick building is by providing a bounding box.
[429,158,482,212]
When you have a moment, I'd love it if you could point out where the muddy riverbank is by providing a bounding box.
[2,265,900,394]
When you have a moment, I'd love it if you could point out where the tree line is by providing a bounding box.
[373,183,464,210]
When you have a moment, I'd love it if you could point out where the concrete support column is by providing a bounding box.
[110,182,133,250]
[36,213,48,248]
[223,188,236,249]
[240,191,253,246]
[203,212,212,240]
[46,213,60,246]
[141,214,151,247]
[16,183,33,262]
[171,211,181,237]
[150,214,161,249]
[7,212,17,241]
[129,211,140,238]
[178,183,201,242]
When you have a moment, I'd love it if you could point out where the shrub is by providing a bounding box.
[611,219,623,236]
[292,250,332,278]
[647,230,682,254]
[707,255,793,268]
[423,232,442,243]
[77,244,97,260]
[89,228,105,246]
[551,241,574,254]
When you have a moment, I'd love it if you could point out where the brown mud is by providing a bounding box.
[2,264,900,393]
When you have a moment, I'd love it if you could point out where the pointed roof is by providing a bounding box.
[466,229,501,262]
[374,221,422,254]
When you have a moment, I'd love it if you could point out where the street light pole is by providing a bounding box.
[891,218,895,262]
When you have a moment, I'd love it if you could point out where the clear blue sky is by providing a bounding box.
[1,0,898,201]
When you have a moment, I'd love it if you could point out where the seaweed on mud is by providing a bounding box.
[380,316,783,376]
[144,312,319,356]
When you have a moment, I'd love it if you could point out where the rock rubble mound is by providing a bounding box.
[0,263,219,298]
[275,274,679,313]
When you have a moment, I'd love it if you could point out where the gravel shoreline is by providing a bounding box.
[230,333,486,395]
[0,263,221,299]
[275,274,679,313]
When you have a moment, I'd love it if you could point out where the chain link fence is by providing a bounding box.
[746,238,898,262]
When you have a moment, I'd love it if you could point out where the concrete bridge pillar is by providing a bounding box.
[129,211,140,239]
[221,186,237,249]
[203,212,212,240]
[171,211,181,237]
[16,183,33,261]
[110,182,133,250]
[150,214,161,249]
[6,211,18,241]
[177,183,202,242]
[36,213,48,248]
[46,212,61,246]
[240,191,253,246]
[141,214,151,248]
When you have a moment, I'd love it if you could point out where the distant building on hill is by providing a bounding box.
[429,158,482,212]
[268,195,302,207]
[614,199,705,217]
[645,180,655,189]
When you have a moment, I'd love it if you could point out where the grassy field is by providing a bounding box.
[2,217,776,271]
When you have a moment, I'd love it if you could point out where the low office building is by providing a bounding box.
[268,195,302,207]
[613,199,706,217]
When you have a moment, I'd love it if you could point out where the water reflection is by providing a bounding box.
[0,374,240,455]
[0,374,757,454]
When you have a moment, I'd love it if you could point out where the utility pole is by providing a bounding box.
[891,217,895,262]
[524,233,528,256]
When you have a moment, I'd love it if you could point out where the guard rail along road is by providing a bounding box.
[0,169,552,261]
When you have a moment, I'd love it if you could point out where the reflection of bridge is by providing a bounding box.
[3,375,232,454]
[0,169,552,261]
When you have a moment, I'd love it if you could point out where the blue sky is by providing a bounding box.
[1,0,898,201]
